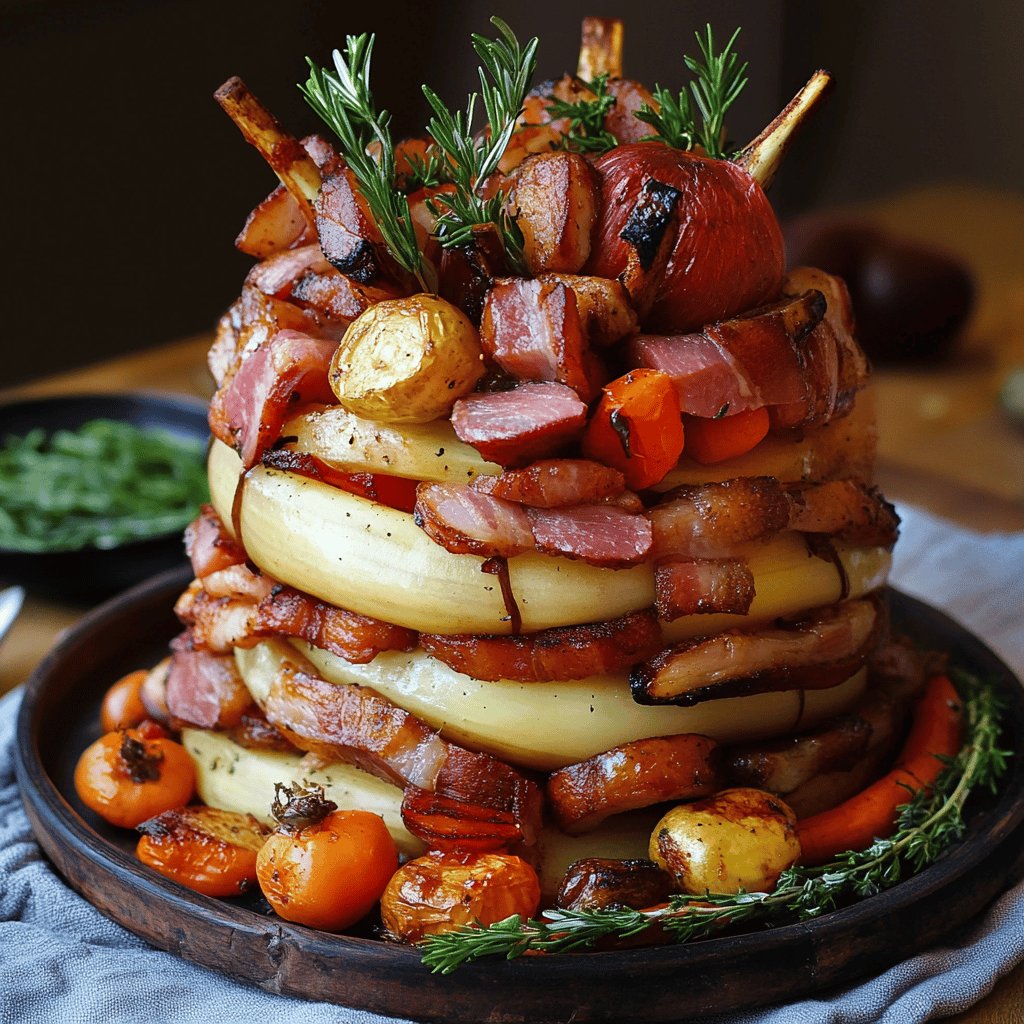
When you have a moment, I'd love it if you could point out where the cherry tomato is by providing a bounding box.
[381,852,541,942]
[99,670,149,732]
[136,806,267,898]
[73,729,195,828]
[256,810,399,931]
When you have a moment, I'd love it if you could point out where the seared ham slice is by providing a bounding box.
[260,660,540,840]
[547,734,720,833]
[244,243,332,300]
[315,164,385,284]
[250,586,416,664]
[235,184,312,259]
[654,557,756,620]
[471,459,626,508]
[208,329,336,469]
[413,483,534,557]
[420,609,662,682]
[631,598,881,705]
[185,505,245,579]
[527,504,653,567]
[481,278,601,400]
[451,381,587,466]
[291,268,400,325]
[649,477,790,558]
[166,646,253,730]
[536,274,638,347]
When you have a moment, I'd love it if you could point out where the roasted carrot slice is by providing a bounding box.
[582,368,684,490]
[682,407,770,465]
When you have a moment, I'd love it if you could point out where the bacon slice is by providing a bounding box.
[400,788,522,853]
[481,278,601,400]
[185,505,245,579]
[649,477,791,558]
[528,504,652,567]
[236,184,312,259]
[250,586,416,664]
[208,329,337,469]
[200,563,276,604]
[314,164,385,283]
[413,483,534,557]
[166,645,253,729]
[654,557,756,620]
[291,268,400,325]
[260,660,541,841]
[175,586,255,654]
[556,857,673,913]
[471,459,626,508]
[451,381,587,466]
[787,480,899,548]
[508,151,599,275]
[631,598,881,706]
[420,610,661,682]
[244,243,333,300]
[547,734,720,833]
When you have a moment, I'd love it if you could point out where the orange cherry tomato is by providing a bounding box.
[100,670,149,732]
[73,729,195,828]
[256,810,399,931]
[136,806,267,898]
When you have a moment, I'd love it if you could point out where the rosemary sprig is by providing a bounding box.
[420,672,1010,973]
[547,73,618,155]
[636,25,748,158]
[300,36,435,292]
[402,147,450,191]
[421,17,538,272]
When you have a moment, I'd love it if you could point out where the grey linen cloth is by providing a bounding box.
[1,504,1021,1024]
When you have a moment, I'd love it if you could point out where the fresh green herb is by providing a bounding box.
[421,17,538,272]
[0,420,208,552]
[547,73,618,155]
[636,25,748,158]
[402,147,451,191]
[419,672,1009,972]
[300,36,436,292]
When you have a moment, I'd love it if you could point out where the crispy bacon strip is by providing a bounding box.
[260,661,541,840]
[471,459,626,508]
[413,483,534,558]
[208,329,337,469]
[420,610,661,682]
[451,381,588,467]
[250,586,416,664]
[631,598,882,706]
[165,644,253,730]
[315,164,386,284]
[787,480,899,548]
[654,557,756,620]
[291,268,401,325]
[244,244,332,300]
[547,734,721,833]
[400,788,523,853]
[175,585,255,654]
[185,505,245,579]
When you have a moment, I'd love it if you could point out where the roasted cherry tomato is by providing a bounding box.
[99,669,149,732]
[256,809,399,931]
[73,729,195,828]
[136,806,268,898]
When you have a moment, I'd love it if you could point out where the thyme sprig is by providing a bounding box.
[300,35,435,291]
[636,25,748,158]
[547,73,618,155]
[420,672,1010,973]
[422,17,538,272]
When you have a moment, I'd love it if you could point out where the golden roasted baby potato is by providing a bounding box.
[329,294,484,423]
[649,787,800,895]
[380,851,541,942]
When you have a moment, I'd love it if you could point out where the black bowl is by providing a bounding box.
[0,392,209,603]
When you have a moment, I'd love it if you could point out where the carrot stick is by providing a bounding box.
[582,369,684,490]
[682,407,770,465]
[796,675,963,866]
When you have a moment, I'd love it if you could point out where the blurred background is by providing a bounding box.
[3,0,1021,385]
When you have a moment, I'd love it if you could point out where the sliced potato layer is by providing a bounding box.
[235,639,869,772]
[209,440,890,635]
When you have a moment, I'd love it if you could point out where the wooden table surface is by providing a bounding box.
[1,184,1022,1020]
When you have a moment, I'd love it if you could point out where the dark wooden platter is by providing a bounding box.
[14,569,1024,1023]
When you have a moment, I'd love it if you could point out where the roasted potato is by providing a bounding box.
[329,294,484,423]
[649,787,800,894]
